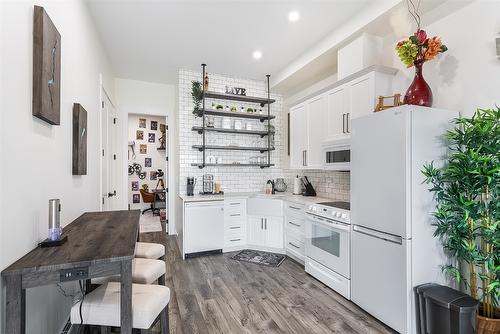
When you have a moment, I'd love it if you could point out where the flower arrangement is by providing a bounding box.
[396,29,448,67]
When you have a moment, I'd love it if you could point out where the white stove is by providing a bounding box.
[306,201,351,224]
[305,201,352,299]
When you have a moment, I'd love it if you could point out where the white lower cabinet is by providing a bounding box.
[247,215,284,252]
[223,199,247,251]
[284,202,306,263]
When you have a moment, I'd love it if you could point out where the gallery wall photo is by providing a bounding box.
[72,103,87,175]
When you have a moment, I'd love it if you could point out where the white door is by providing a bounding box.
[265,216,283,249]
[101,92,119,210]
[247,216,265,247]
[289,103,308,169]
[348,72,375,125]
[306,95,327,168]
[326,85,348,139]
[351,226,409,334]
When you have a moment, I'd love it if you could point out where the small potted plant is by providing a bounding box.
[191,81,203,117]
[422,108,499,333]
[216,104,224,110]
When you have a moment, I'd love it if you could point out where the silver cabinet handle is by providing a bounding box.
[229,213,241,217]
[304,150,307,166]
[229,226,240,230]
[230,238,241,242]
[347,113,350,133]
[342,113,346,133]
[261,218,263,229]
[288,221,300,227]
[229,202,241,205]
[302,150,306,166]
[288,242,300,249]
[289,206,301,210]
[265,218,267,230]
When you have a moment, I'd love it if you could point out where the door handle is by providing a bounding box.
[288,221,300,227]
[288,242,300,249]
[342,113,346,133]
[304,150,307,166]
[265,218,267,230]
[261,218,263,229]
[107,190,116,198]
[347,113,350,133]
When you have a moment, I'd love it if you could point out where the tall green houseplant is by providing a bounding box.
[422,107,499,320]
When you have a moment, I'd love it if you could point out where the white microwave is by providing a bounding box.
[322,139,350,171]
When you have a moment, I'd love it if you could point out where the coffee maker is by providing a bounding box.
[186,177,195,196]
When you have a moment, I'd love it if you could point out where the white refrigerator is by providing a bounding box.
[350,106,456,334]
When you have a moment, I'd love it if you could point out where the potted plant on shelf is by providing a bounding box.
[422,108,499,333]
[395,0,447,107]
[191,81,203,117]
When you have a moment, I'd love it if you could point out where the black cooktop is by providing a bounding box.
[318,201,350,210]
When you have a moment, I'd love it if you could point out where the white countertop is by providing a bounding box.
[179,192,332,206]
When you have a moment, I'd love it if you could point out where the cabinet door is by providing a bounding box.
[326,85,348,139]
[265,216,284,249]
[247,216,265,247]
[306,95,327,168]
[289,103,308,169]
[348,72,375,129]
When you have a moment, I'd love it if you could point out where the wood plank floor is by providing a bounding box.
[140,226,395,334]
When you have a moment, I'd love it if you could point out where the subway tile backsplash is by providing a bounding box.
[178,69,349,201]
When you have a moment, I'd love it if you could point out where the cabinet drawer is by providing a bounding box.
[284,202,304,218]
[224,236,245,248]
[286,234,305,256]
[224,199,246,214]
[225,224,245,238]
[285,216,304,238]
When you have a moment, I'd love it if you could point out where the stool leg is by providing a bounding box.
[158,274,165,286]
[100,326,111,334]
[160,305,169,334]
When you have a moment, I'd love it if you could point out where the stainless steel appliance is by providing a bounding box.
[200,174,214,194]
[322,138,350,171]
[186,177,195,196]
[305,201,351,299]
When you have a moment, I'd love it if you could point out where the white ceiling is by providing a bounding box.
[86,0,374,84]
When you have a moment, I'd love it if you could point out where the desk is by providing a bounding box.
[1,210,140,334]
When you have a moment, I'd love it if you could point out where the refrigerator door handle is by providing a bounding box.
[353,225,403,245]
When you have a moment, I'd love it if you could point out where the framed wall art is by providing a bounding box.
[72,103,87,175]
[33,6,61,125]
[148,133,155,143]
[151,121,158,130]
[139,118,146,128]
[136,130,144,140]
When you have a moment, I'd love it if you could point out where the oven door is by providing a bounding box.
[305,213,350,278]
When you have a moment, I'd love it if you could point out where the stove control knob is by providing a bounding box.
[336,212,342,218]
[308,205,313,211]
[341,213,347,219]
[331,211,337,217]
[312,206,318,212]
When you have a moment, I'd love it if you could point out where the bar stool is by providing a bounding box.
[91,258,166,285]
[71,282,169,333]
[135,242,165,260]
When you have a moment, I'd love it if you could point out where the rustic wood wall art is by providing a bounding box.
[72,103,87,175]
[33,6,61,125]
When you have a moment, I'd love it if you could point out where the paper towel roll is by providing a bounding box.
[293,176,302,195]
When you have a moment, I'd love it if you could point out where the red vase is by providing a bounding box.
[404,60,433,107]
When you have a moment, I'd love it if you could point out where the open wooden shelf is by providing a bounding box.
[192,126,273,137]
[191,163,275,168]
[192,145,275,152]
[201,109,275,122]
[203,91,275,106]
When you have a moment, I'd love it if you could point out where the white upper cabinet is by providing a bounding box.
[290,103,309,169]
[326,85,348,140]
[305,95,327,168]
[289,66,397,170]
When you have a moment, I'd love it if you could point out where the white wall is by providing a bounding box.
[0,1,115,333]
[383,0,500,116]
[114,78,177,233]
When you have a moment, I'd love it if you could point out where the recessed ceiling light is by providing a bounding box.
[288,10,300,22]
[252,50,262,60]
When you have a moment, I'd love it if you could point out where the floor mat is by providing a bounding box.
[231,249,286,267]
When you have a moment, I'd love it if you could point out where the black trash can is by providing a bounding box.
[414,284,478,334]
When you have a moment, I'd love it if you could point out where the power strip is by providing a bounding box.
[60,267,88,282]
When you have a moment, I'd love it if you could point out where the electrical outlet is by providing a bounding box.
[60,267,89,282]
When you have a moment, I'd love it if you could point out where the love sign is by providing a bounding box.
[225,86,247,96]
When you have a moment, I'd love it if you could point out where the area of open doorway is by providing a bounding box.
[127,113,168,234]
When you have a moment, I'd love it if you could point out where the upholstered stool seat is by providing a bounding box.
[92,258,165,285]
[70,282,170,332]
[135,242,165,259]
